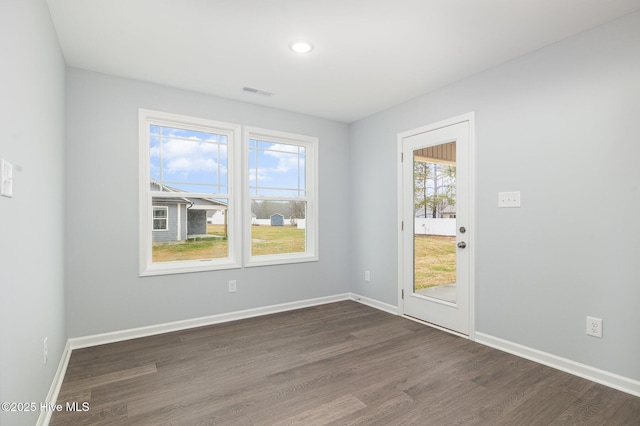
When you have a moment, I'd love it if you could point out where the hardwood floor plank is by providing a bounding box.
[605,396,640,425]
[496,372,594,425]
[270,395,366,426]
[60,363,158,393]
[549,382,630,425]
[339,389,414,426]
[50,301,639,425]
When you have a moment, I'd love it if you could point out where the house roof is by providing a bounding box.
[151,179,227,210]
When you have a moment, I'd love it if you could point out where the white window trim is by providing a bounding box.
[139,109,242,276]
[243,126,319,267]
[152,206,169,231]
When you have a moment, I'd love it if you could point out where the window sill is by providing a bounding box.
[140,259,241,277]
[244,253,318,268]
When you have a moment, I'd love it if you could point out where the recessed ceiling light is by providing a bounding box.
[289,40,314,54]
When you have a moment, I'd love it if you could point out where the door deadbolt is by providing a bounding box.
[459,226,466,233]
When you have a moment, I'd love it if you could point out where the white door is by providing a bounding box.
[400,116,473,335]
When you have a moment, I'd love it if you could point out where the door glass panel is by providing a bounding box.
[413,141,457,303]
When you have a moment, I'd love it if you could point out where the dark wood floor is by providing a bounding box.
[51,301,639,425]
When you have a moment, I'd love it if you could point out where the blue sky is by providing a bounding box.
[149,125,305,197]
[249,140,306,197]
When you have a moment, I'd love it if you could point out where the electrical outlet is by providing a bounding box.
[228,280,237,293]
[586,316,602,338]
[364,270,371,282]
[43,337,48,364]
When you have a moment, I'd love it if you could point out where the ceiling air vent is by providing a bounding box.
[242,86,274,97]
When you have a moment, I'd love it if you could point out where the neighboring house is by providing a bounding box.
[414,204,456,219]
[151,180,227,243]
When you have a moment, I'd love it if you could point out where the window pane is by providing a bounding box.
[151,196,229,262]
[152,207,168,230]
[151,125,228,194]
[150,136,161,181]
[251,200,306,256]
[153,207,167,218]
[248,139,305,197]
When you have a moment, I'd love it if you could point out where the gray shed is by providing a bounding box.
[270,213,284,226]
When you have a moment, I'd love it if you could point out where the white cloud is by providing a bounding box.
[249,167,270,182]
[155,139,227,178]
[263,144,304,174]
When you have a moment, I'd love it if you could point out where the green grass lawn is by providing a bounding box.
[414,235,456,290]
[250,225,305,256]
[152,224,305,262]
[153,227,451,287]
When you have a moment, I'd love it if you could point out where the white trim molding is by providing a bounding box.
[476,332,640,398]
[37,341,72,426]
[396,112,476,338]
[349,293,398,315]
[69,294,351,350]
[67,294,398,352]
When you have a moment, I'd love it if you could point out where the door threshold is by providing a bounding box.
[402,314,470,339]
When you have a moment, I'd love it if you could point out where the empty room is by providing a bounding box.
[1,1,640,425]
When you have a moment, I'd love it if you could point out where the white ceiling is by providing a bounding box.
[47,0,640,123]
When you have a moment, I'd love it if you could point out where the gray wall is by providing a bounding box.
[65,68,351,337]
[152,203,183,243]
[349,11,640,380]
[0,1,67,425]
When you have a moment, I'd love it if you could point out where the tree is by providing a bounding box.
[289,201,305,219]
[252,199,274,219]
[414,161,456,218]
[413,161,431,217]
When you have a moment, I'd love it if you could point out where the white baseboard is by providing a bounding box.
[67,293,400,351]
[69,293,351,350]
[349,293,398,315]
[37,341,72,426]
[475,332,640,398]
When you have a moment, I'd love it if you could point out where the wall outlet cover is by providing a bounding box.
[586,316,602,338]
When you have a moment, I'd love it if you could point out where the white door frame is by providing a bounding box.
[397,112,476,340]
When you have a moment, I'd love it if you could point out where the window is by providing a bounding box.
[139,110,241,276]
[152,206,168,230]
[244,127,318,267]
[140,111,318,275]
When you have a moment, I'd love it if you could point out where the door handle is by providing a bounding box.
[457,241,467,249]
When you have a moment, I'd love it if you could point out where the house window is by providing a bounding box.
[152,206,168,230]
[139,109,241,276]
[244,127,318,267]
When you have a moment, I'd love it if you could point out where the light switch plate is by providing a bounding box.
[1,159,13,198]
[498,191,520,208]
